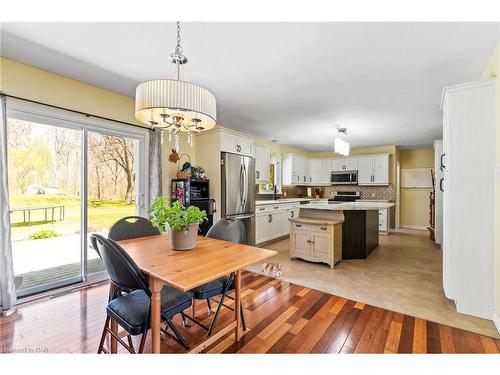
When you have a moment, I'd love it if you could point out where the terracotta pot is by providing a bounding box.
[170,224,199,250]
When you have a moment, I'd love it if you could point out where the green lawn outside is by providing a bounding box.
[9,195,136,241]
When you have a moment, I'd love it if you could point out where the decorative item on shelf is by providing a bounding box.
[334,127,350,156]
[149,198,207,251]
[176,153,192,179]
[134,22,217,152]
[191,165,207,180]
[168,149,180,163]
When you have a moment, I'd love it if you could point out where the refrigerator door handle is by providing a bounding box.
[229,213,254,220]
[239,162,245,207]
[242,162,248,207]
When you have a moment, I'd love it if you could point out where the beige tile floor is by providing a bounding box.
[246,230,500,339]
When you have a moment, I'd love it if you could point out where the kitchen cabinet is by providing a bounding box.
[357,154,389,185]
[321,158,333,184]
[332,157,358,171]
[220,130,253,156]
[289,217,342,269]
[255,203,301,244]
[308,159,322,184]
[441,79,495,320]
[255,214,270,244]
[282,153,308,185]
[254,146,271,182]
[378,208,388,234]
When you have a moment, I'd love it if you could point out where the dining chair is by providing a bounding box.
[185,218,247,337]
[108,216,160,241]
[92,234,193,353]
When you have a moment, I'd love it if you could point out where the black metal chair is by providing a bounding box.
[186,218,247,337]
[92,234,193,353]
[108,216,160,241]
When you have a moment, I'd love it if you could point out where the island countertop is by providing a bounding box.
[300,201,394,211]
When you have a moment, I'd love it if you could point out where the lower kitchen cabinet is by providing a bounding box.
[289,218,342,268]
[255,204,300,244]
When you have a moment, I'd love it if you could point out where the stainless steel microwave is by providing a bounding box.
[330,170,358,185]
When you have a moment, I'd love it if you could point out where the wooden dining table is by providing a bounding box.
[116,234,277,353]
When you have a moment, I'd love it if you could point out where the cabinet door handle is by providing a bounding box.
[439,177,444,192]
[320,226,327,231]
[307,240,314,243]
[259,207,265,211]
[297,175,300,182]
[256,170,260,179]
[303,176,306,182]
[440,153,445,171]
[274,206,279,209]
[295,224,302,228]
[309,177,312,182]
[291,211,294,218]
[268,214,272,223]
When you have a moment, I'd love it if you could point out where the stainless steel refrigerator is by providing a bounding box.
[220,152,256,245]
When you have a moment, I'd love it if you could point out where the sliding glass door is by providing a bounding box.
[6,108,147,297]
[86,130,139,277]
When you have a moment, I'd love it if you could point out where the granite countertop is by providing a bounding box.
[300,201,395,211]
[255,198,328,206]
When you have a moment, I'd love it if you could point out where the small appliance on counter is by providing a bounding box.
[328,191,361,203]
[171,178,215,235]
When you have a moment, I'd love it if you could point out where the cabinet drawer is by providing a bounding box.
[291,222,333,233]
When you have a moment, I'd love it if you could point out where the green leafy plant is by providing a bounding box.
[149,198,207,235]
[29,229,60,240]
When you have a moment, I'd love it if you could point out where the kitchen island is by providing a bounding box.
[290,201,395,263]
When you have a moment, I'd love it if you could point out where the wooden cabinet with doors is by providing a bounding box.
[289,217,342,268]
[220,130,253,156]
[308,159,322,184]
[357,154,389,185]
[254,145,271,182]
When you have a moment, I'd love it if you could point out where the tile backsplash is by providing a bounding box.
[282,184,396,229]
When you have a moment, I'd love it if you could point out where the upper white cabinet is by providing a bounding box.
[372,155,389,185]
[321,158,333,184]
[283,153,389,186]
[332,157,358,172]
[254,145,271,183]
[308,159,322,184]
[220,130,253,156]
[282,153,307,185]
[357,154,389,185]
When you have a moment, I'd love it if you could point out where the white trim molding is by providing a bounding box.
[494,311,500,334]
[398,225,428,231]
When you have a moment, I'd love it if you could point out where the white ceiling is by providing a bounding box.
[1,22,498,151]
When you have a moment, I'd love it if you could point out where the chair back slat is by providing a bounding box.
[91,234,150,296]
[108,216,160,241]
[206,218,246,244]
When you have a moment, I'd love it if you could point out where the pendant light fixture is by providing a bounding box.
[135,22,217,151]
[334,127,350,156]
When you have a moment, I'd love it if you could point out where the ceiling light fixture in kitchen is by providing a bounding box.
[334,127,350,156]
[135,22,217,151]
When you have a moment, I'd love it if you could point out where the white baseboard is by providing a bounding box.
[398,225,428,231]
[494,310,500,334]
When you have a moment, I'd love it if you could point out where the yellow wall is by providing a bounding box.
[399,148,435,228]
[0,57,193,195]
[481,43,500,325]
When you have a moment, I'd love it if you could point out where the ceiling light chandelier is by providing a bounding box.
[334,127,350,156]
[135,22,217,151]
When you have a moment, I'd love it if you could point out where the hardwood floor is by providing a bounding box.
[1,272,499,354]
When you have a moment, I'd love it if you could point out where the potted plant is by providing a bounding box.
[149,197,207,250]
